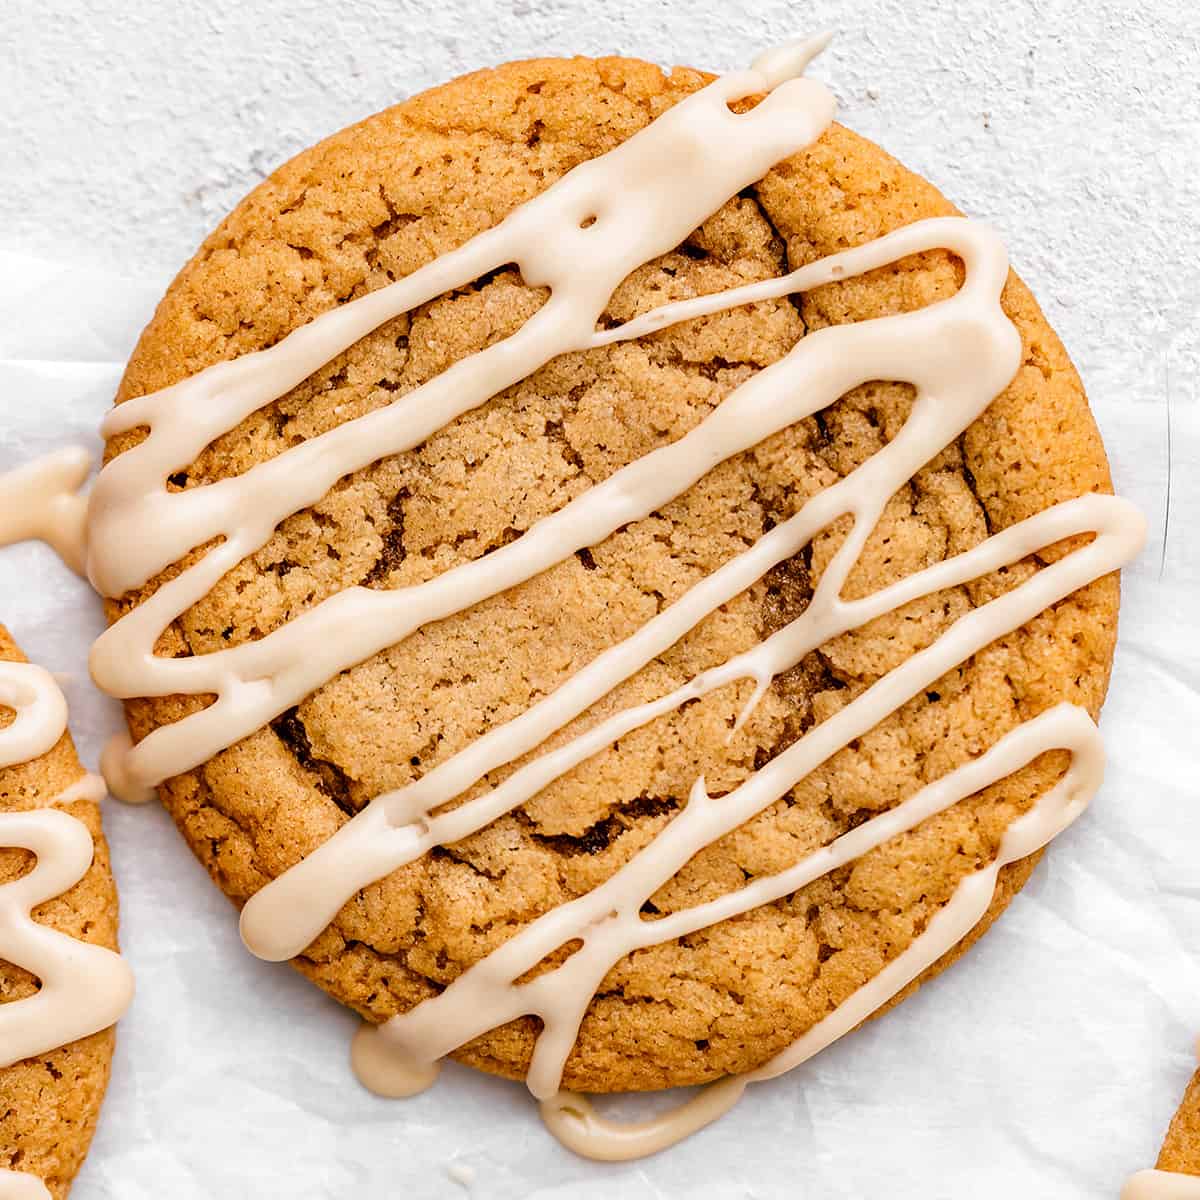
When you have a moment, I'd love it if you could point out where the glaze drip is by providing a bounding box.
[0,447,91,577]
[0,661,68,770]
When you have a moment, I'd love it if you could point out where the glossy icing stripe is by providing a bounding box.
[0,661,68,770]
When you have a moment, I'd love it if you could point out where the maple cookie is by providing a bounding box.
[0,626,132,1199]
[1122,1059,1200,1197]
[96,46,1131,1125]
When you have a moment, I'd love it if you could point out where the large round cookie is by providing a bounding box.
[0,627,121,1197]
[107,55,1118,1092]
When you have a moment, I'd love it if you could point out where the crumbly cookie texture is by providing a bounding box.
[1157,1069,1200,1175]
[0,626,120,1199]
[109,55,1118,1092]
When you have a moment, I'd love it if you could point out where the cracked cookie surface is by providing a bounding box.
[0,627,121,1198]
[107,55,1119,1092]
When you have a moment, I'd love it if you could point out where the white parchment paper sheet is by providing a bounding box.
[0,242,1196,1200]
[1,2,1198,1194]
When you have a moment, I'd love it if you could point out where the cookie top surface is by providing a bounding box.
[0,626,121,1199]
[108,54,1119,1092]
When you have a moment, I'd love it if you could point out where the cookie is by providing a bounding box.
[1122,1059,1200,1198]
[0,626,132,1199]
[95,48,1127,1106]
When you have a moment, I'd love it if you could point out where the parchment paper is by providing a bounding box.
[0,248,1196,1199]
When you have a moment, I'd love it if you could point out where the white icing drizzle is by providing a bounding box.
[82,37,1146,1160]
[1123,1171,1200,1199]
[0,1171,51,1200]
[350,1022,441,1098]
[0,662,68,770]
[540,1076,748,1162]
[0,447,91,577]
[100,731,156,805]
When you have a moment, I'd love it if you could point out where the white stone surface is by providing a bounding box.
[3,0,1199,415]
[1,2,1199,1198]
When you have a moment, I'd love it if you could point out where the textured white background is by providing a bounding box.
[1,1,1199,1198]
